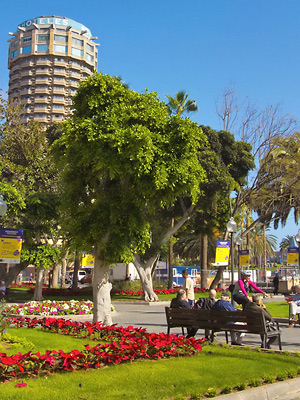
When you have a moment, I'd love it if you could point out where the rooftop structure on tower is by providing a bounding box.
[7,16,99,126]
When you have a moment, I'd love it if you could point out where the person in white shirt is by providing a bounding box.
[288,285,300,327]
[182,270,195,307]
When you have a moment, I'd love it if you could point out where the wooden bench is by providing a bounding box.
[165,307,282,350]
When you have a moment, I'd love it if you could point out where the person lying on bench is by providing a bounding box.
[212,292,244,346]
[287,285,300,327]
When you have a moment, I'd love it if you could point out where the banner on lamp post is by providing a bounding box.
[214,240,230,266]
[239,250,250,267]
[287,247,299,267]
[81,252,94,268]
[0,228,23,264]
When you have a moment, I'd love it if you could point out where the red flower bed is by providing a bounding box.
[1,317,206,381]
[10,283,47,288]
[25,287,224,297]
[285,297,293,302]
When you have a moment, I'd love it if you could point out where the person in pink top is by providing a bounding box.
[232,270,270,307]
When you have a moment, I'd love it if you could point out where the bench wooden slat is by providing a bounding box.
[165,306,282,350]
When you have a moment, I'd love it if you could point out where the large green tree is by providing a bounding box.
[54,73,207,323]
[0,94,62,287]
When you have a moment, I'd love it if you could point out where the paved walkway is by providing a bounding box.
[67,299,300,352]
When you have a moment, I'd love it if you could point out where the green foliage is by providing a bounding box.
[205,388,218,398]
[165,90,198,116]
[1,332,34,350]
[21,244,60,269]
[221,385,233,394]
[262,375,275,384]
[249,378,262,387]
[236,381,247,390]
[0,299,8,338]
[54,73,207,262]
[277,372,288,381]
[252,132,300,229]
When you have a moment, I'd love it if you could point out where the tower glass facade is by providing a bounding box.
[8,16,99,126]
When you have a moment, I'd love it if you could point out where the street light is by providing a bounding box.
[0,195,7,217]
[227,217,237,286]
[295,230,300,278]
[235,235,243,279]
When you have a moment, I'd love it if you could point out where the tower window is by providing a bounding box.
[36,44,49,52]
[37,34,49,42]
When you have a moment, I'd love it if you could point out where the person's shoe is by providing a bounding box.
[231,342,243,346]
[288,323,295,327]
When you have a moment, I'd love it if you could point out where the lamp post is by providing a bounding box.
[295,230,300,279]
[227,217,237,286]
[236,235,243,280]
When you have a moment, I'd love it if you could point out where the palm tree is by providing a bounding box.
[280,235,294,266]
[165,91,198,116]
[165,90,198,288]
[248,226,277,266]
[280,235,294,250]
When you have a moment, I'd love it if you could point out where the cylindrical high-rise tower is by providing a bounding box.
[8,16,99,126]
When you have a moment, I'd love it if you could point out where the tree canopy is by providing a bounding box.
[54,73,207,264]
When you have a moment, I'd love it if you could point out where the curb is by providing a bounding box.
[209,377,300,400]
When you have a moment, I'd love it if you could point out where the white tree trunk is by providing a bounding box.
[133,257,159,302]
[92,255,112,325]
[61,249,68,288]
[32,267,44,301]
[52,262,60,287]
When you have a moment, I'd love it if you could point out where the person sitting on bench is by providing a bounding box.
[170,289,191,309]
[192,289,217,339]
[244,293,278,349]
[212,292,244,346]
[170,289,195,338]
[287,285,300,327]
[194,289,217,310]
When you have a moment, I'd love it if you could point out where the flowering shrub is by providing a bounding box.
[24,287,224,297]
[285,297,293,302]
[4,300,93,316]
[0,317,206,381]
[10,283,47,289]
[111,287,224,296]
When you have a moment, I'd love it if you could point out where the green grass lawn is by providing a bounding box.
[2,328,98,355]
[1,342,300,399]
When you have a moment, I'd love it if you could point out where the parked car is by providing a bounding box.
[78,270,86,281]
[80,273,92,284]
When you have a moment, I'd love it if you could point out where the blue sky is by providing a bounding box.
[1,0,300,246]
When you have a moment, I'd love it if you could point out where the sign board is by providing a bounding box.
[239,249,250,267]
[287,247,299,267]
[81,252,94,268]
[0,228,23,263]
[18,17,91,36]
[215,240,230,266]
